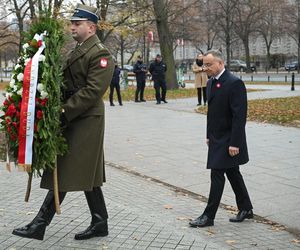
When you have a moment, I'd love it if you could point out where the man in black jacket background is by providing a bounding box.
[133,55,147,102]
[149,54,167,104]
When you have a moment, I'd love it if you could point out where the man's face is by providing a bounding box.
[203,54,224,77]
[70,21,95,43]
[156,56,162,62]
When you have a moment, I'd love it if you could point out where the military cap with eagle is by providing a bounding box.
[70,4,100,23]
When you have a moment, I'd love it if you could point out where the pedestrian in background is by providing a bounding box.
[133,55,147,102]
[192,53,208,106]
[12,4,114,241]
[109,64,123,106]
[189,50,253,228]
[149,54,167,104]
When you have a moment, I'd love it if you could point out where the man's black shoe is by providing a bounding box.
[74,221,108,240]
[189,214,214,228]
[156,101,161,104]
[140,99,146,102]
[110,103,115,106]
[162,100,168,103]
[135,100,141,103]
[12,221,46,241]
[229,210,253,222]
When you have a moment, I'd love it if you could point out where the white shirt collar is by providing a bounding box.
[215,68,225,80]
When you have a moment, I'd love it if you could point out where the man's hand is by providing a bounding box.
[229,146,239,157]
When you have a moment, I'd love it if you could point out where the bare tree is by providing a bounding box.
[232,0,261,72]
[152,0,177,89]
[256,0,287,70]
[284,0,300,73]
[215,0,238,67]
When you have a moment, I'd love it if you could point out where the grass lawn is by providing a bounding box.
[196,96,300,128]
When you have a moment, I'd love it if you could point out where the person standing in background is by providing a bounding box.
[192,53,208,106]
[149,54,167,104]
[109,64,123,106]
[133,55,147,102]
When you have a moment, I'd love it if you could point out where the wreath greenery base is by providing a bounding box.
[0,16,67,206]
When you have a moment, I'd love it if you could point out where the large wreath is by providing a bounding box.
[0,16,67,203]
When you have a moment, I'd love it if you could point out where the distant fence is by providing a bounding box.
[184,72,300,83]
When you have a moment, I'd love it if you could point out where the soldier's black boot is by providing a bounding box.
[12,191,66,240]
[75,187,108,240]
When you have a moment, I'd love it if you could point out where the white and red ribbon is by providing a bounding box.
[18,40,45,171]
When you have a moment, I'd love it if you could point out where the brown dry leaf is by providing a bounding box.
[225,240,236,245]
[205,228,215,236]
[176,217,188,221]
[270,225,286,231]
[163,204,173,209]
[291,239,300,244]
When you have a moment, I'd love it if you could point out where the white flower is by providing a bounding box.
[13,85,18,92]
[9,78,16,88]
[14,64,21,70]
[5,92,11,99]
[17,73,24,82]
[40,90,48,99]
[39,55,45,62]
[17,87,23,96]
[37,83,44,92]
[22,43,29,50]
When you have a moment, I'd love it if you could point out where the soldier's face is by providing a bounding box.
[70,21,95,43]
[203,54,224,77]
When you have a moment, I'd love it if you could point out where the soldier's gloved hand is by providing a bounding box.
[60,112,68,128]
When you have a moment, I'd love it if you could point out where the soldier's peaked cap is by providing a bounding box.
[70,4,99,23]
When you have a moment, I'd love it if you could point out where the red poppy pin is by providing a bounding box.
[100,58,108,68]
[216,83,221,88]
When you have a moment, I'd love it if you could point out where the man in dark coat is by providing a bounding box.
[133,55,147,102]
[12,4,114,241]
[109,64,123,106]
[189,50,253,228]
[149,54,167,104]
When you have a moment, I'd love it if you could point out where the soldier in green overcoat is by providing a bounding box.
[12,4,114,241]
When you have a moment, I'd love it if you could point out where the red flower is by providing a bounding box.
[5,103,17,117]
[36,110,43,120]
[5,117,11,124]
[10,134,17,141]
[37,40,43,47]
[3,99,9,107]
[40,98,48,107]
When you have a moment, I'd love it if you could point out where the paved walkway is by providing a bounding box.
[0,86,300,249]
[104,85,300,233]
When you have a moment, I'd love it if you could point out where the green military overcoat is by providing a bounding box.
[40,35,114,192]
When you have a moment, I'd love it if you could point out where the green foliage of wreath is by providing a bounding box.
[0,16,67,176]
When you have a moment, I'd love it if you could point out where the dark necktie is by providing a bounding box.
[211,78,218,95]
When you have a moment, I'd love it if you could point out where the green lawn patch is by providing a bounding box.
[196,96,300,128]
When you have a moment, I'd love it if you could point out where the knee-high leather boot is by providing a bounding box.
[12,190,66,240]
[74,187,108,240]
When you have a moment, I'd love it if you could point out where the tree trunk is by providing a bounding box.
[152,0,178,89]
[242,39,251,73]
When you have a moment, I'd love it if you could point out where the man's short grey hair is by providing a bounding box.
[204,50,225,62]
